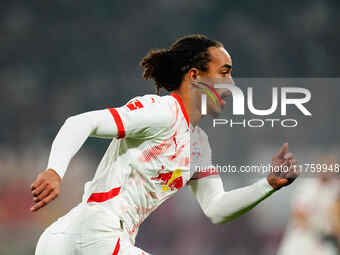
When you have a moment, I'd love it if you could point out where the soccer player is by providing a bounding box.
[31,34,298,255]
[277,165,340,255]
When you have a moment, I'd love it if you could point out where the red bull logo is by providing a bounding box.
[151,169,183,191]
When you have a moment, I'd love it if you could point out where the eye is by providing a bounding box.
[221,68,232,76]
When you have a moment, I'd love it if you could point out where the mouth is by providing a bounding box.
[194,80,230,108]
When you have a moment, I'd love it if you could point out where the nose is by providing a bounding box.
[218,78,235,98]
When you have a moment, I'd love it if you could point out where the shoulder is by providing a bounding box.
[119,94,177,128]
[125,94,175,110]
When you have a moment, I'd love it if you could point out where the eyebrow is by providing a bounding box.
[221,64,232,69]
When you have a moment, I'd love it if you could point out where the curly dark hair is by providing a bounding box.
[140,34,223,94]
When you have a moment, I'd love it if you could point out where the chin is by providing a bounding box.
[208,106,222,117]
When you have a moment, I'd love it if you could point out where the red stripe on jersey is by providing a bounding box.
[127,99,144,111]
[87,187,121,203]
[190,168,219,180]
[108,108,125,139]
[112,238,120,255]
[171,92,189,127]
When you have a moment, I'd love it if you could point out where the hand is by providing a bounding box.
[267,143,299,190]
[30,169,61,212]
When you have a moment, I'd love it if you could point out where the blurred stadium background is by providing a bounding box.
[0,0,339,254]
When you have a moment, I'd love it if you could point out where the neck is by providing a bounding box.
[173,82,202,127]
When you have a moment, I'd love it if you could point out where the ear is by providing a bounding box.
[187,68,200,80]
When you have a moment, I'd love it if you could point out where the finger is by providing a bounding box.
[32,182,48,197]
[30,200,46,212]
[31,178,43,191]
[34,188,52,202]
[291,159,298,165]
[275,143,289,159]
[284,152,293,160]
[286,159,299,170]
[287,165,300,179]
[284,159,292,168]
[30,192,57,212]
[288,160,299,171]
[278,178,289,187]
[280,159,293,169]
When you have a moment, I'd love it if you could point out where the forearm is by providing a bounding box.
[189,143,297,224]
[47,110,116,178]
[204,178,275,224]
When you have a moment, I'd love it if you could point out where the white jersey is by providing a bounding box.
[50,92,217,244]
[278,178,340,255]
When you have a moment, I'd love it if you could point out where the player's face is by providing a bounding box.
[196,47,233,116]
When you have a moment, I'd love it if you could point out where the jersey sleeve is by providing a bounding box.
[108,95,176,139]
[189,127,219,182]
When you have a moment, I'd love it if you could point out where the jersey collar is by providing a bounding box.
[170,92,190,128]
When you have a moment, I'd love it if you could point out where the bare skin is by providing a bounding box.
[31,169,61,211]
[174,47,233,126]
[30,46,298,212]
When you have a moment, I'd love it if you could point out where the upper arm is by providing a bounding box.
[107,95,175,139]
[81,95,175,139]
